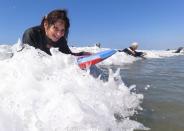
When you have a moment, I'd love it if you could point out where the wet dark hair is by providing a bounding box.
[41,9,70,38]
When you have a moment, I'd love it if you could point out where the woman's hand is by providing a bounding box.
[82,51,92,56]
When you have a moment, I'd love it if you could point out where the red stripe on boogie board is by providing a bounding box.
[79,58,102,69]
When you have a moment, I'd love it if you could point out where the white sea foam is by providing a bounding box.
[0,44,149,131]
[0,42,182,130]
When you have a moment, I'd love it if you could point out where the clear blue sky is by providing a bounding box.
[0,0,184,49]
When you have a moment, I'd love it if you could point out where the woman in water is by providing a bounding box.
[22,9,90,56]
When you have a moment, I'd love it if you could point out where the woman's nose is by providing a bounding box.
[56,31,64,37]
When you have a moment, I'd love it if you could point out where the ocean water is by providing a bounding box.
[0,43,183,131]
[106,55,184,131]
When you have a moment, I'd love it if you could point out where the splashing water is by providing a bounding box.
[0,45,147,131]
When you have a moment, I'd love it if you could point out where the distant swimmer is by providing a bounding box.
[174,47,184,53]
[118,42,147,58]
[95,43,101,48]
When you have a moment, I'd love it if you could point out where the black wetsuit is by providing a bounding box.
[22,26,84,56]
[174,47,184,53]
[118,47,144,57]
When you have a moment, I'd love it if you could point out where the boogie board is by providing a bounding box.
[77,49,117,69]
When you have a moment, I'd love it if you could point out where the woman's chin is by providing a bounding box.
[52,38,59,42]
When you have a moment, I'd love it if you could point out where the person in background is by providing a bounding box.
[174,47,184,53]
[118,42,146,58]
[95,43,101,48]
[22,9,90,56]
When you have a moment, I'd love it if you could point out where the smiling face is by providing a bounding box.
[44,20,65,42]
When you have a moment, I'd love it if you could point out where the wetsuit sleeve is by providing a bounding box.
[122,48,137,57]
[58,38,72,54]
[122,48,132,55]
[22,28,38,48]
[118,49,124,52]
[134,51,144,57]
[71,52,85,56]
[58,38,84,56]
